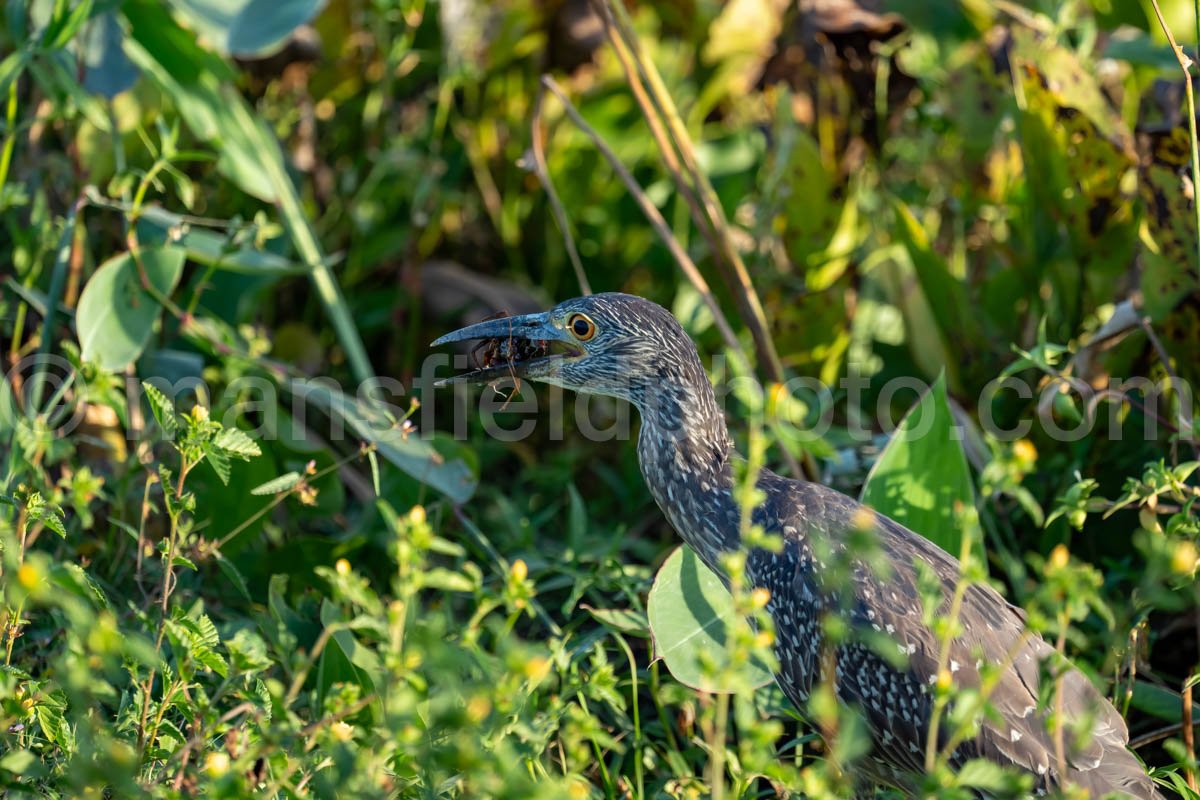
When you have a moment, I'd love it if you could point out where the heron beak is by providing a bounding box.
[431,311,583,387]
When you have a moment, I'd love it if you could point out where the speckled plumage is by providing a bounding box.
[437,293,1162,799]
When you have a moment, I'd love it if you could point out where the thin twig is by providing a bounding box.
[1148,0,1200,283]
[1139,317,1200,458]
[539,75,750,370]
[1185,675,1197,791]
[529,84,591,296]
[592,0,814,480]
[1130,719,1200,749]
[597,0,787,384]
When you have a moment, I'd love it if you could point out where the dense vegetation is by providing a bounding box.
[2,0,1200,796]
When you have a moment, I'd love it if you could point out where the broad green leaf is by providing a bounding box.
[0,748,46,778]
[1130,678,1200,723]
[860,373,980,561]
[891,201,976,388]
[289,379,477,503]
[80,10,138,97]
[77,248,185,371]
[169,0,326,57]
[647,545,773,693]
[124,0,379,388]
[136,207,307,276]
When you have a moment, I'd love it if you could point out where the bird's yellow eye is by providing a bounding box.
[568,313,596,341]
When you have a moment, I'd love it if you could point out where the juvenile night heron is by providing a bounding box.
[433,293,1161,798]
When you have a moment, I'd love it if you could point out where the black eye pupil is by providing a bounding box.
[573,319,590,335]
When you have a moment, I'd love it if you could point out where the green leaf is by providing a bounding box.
[213,550,251,601]
[77,249,185,371]
[167,609,228,677]
[890,201,977,387]
[0,50,31,101]
[419,567,475,593]
[955,758,1027,792]
[0,748,46,778]
[122,0,276,201]
[141,381,178,436]
[860,372,980,561]
[583,605,650,638]
[205,448,231,485]
[647,545,774,693]
[80,10,139,97]
[1130,678,1200,723]
[290,379,476,503]
[251,471,302,495]
[367,449,380,496]
[42,0,93,49]
[171,554,198,571]
[213,426,262,459]
[37,509,67,538]
[135,207,306,276]
[168,0,326,57]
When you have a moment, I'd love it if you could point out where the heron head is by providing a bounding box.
[432,293,701,406]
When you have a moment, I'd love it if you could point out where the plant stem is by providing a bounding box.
[1148,0,1200,283]
[31,196,83,411]
[539,76,749,373]
[529,84,591,296]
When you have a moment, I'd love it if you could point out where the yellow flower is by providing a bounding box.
[510,559,528,582]
[1048,544,1069,571]
[330,722,354,742]
[1013,439,1037,468]
[203,751,230,777]
[16,563,39,590]
[466,695,491,722]
[524,656,551,683]
[1172,540,1198,576]
[335,558,351,576]
[750,587,771,609]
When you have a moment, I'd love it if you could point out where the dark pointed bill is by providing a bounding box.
[430,311,582,387]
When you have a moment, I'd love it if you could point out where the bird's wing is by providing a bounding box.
[765,480,1160,798]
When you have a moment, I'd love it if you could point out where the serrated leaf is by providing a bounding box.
[141,381,178,436]
[647,545,773,693]
[35,508,67,538]
[167,611,228,678]
[206,448,231,485]
[213,426,261,459]
[251,472,302,495]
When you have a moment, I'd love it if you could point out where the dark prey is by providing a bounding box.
[432,293,1161,798]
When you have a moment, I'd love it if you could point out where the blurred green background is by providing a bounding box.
[2,0,1200,796]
